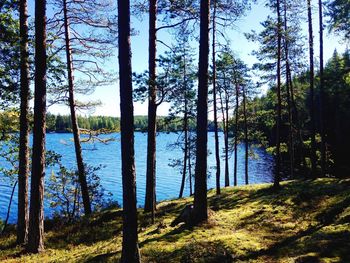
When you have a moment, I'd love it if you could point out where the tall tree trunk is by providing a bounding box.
[283,0,295,178]
[63,0,91,216]
[318,0,326,176]
[288,65,307,173]
[234,83,239,186]
[307,0,317,178]
[224,94,229,185]
[179,54,188,199]
[144,0,157,223]
[118,0,140,261]
[27,0,47,253]
[179,115,188,198]
[211,0,220,195]
[194,0,210,224]
[17,0,30,245]
[188,131,193,196]
[274,0,282,188]
[243,86,249,185]
[219,89,229,187]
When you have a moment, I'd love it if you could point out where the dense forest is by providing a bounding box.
[0,0,349,261]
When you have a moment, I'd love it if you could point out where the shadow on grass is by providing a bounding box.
[84,251,119,263]
[46,209,123,249]
[143,239,235,263]
[140,223,191,248]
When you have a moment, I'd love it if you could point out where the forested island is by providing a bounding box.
[1,0,349,262]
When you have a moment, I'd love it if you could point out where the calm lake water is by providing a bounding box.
[0,132,274,223]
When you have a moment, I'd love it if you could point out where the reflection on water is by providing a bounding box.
[0,132,274,223]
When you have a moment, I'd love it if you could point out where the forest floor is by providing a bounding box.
[0,178,349,263]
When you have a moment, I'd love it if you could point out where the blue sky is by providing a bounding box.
[28,0,348,117]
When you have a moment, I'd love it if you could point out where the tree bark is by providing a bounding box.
[224,93,229,186]
[318,0,326,176]
[243,86,249,185]
[179,54,188,199]
[274,0,282,188]
[234,83,239,186]
[218,89,229,187]
[118,0,140,261]
[27,0,47,253]
[193,0,210,224]
[63,0,91,215]
[144,0,157,223]
[17,0,30,245]
[307,0,317,178]
[283,0,295,178]
[212,0,221,195]
[288,62,306,173]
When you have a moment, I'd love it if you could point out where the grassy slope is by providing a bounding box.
[1,178,349,263]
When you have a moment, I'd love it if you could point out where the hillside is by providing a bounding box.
[1,178,349,263]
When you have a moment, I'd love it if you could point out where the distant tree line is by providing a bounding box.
[47,114,223,133]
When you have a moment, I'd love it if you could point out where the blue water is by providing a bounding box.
[0,132,274,223]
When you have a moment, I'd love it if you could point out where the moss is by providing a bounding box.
[1,178,349,262]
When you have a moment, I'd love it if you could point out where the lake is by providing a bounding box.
[0,132,274,223]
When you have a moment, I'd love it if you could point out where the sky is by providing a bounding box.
[28,0,349,117]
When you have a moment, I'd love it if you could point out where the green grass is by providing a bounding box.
[1,178,349,262]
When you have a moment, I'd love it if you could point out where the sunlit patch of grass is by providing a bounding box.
[1,178,349,262]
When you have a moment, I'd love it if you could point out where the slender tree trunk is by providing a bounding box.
[63,0,91,215]
[27,0,47,253]
[144,0,157,223]
[2,182,17,235]
[283,0,295,178]
[318,0,326,176]
[17,0,30,244]
[288,67,307,172]
[274,0,282,188]
[179,113,188,198]
[243,86,249,185]
[219,89,229,187]
[179,56,188,199]
[307,0,317,178]
[212,0,221,195]
[194,0,210,224]
[234,83,239,186]
[224,94,229,185]
[118,0,140,261]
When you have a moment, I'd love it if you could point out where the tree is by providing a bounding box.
[275,0,282,188]
[212,0,220,194]
[193,0,210,224]
[144,0,157,221]
[318,0,326,176]
[0,0,20,109]
[162,34,197,198]
[215,50,235,187]
[210,0,253,194]
[246,0,307,181]
[242,84,249,184]
[118,0,140,261]
[47,0,116,216]
[17,0,30,245]
[26,0,47,253]
[62,0,91,215]
[307,0,317,178]
[326,0,350,40]
[282,0,294,178]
